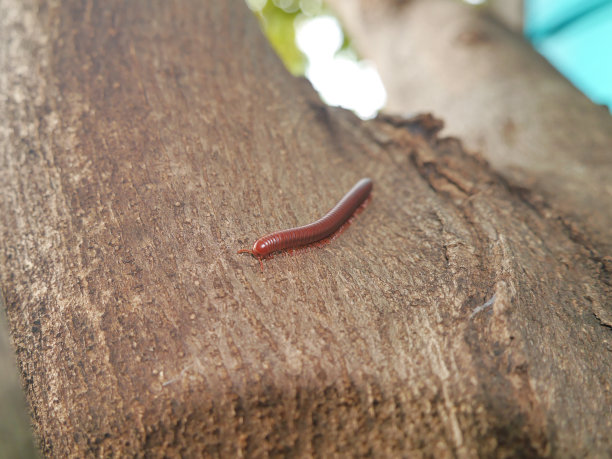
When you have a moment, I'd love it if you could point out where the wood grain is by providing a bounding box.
[1,0,611,457]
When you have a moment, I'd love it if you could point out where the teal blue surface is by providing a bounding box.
[525,0,612,108]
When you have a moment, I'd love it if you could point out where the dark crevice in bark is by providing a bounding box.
[593,312,612,331]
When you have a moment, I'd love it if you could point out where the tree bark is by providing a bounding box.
[328,0,612,256]
[0,0,610,457]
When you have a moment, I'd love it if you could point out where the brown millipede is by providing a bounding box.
[238,178,373,270]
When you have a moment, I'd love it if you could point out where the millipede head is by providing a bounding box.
[252,239,270,257]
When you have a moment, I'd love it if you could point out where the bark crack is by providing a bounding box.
[593,312,612,331]
[502,180,611,287]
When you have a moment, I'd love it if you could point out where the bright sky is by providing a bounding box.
[295,15,387,119]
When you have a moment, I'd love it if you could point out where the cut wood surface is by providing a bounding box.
[0,0,611,457]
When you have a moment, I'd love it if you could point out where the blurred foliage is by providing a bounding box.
[248,0,353,76]
[0,304,39,458]
[255,2,306,75]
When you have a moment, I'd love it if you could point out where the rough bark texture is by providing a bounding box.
[328,0,612,257]
[0,0,610,457]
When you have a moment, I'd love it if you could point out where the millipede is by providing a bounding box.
[238,178,373,270]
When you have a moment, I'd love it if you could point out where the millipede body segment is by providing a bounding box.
[238,178,373,269]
